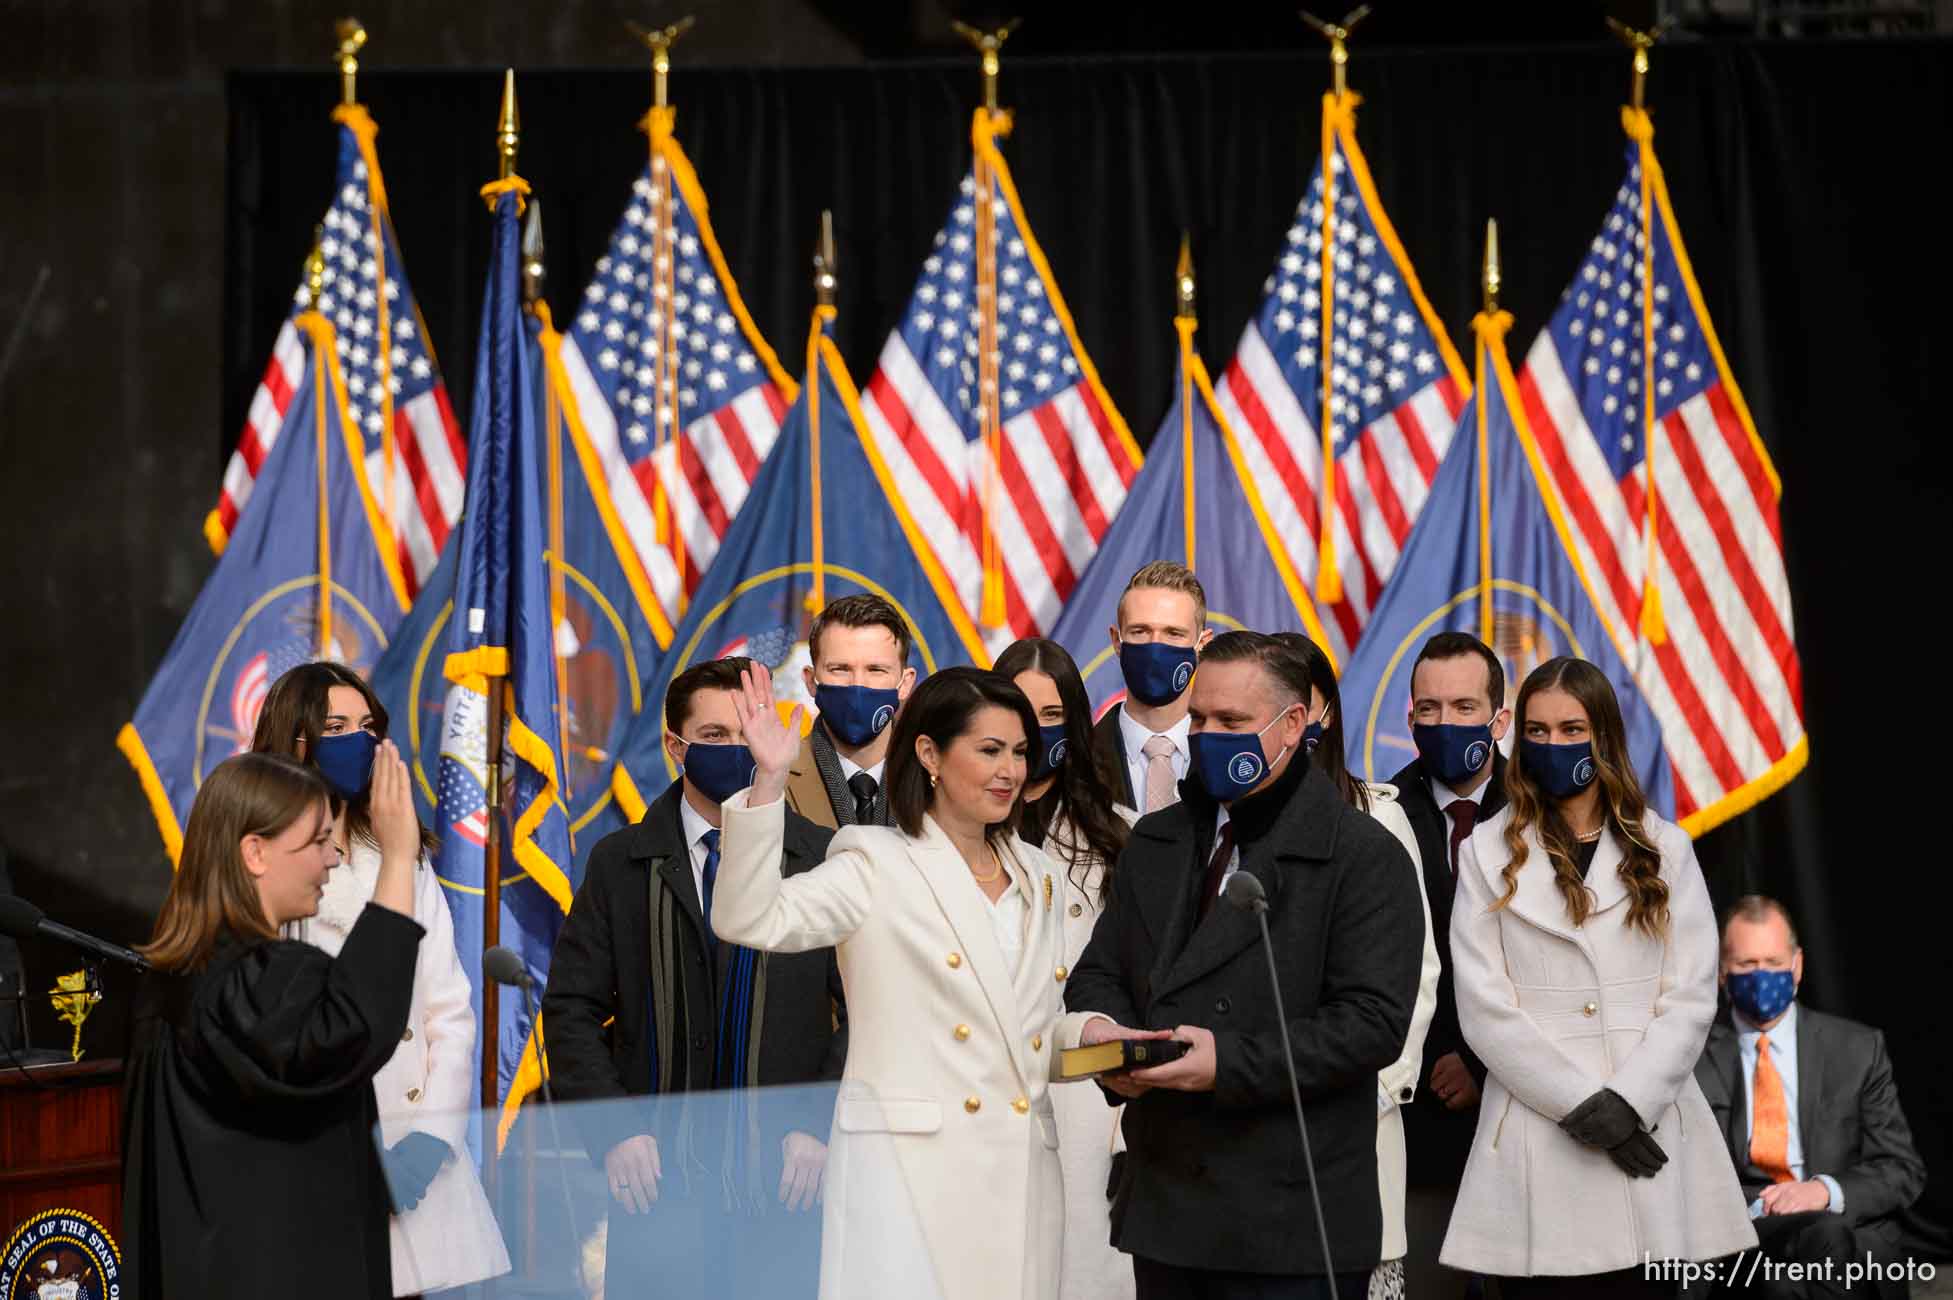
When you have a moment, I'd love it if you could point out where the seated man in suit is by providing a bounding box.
[1693,895,1926,1298]
[783,593,916,829]
[1387,632,1509,1297]
[543,657,846,1299]
[1089,561,1213,817]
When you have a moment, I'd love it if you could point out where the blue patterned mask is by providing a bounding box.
[1190,708,1297,801]
[681,742,756,803]
[1032,725,1069,781]
[1413,722,1496,788]
[1726,969,1796,1025]
[1118,641,1198,708]
[814,683,900,748]
[1518,739,1597,799]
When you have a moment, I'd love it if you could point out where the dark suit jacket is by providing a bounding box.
[1694,1005,1925,1247]
[1066,762,1424,1276]
[1092,705,1136,809]
[542,781,845,1170]
[1388,752,1503,1182]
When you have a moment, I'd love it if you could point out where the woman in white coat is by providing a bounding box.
[1441,657,1755,1298]
[1278,633,1441,1300]
[994,637,1138,1300]
[714,663,1140,1300]
[251,663,510,1296]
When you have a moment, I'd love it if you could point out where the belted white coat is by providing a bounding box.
[1440,806,1756,1277]
[713,791,1099,1300]
[304,841,511,1295]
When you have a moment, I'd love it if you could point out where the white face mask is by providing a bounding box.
[38,1280,82,1300]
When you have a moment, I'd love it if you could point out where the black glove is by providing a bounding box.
[381,1131,451,1214]
[1559,1088,1644,1148]
[1607,1128,1669,1178]
[1560,1088,1669,1179]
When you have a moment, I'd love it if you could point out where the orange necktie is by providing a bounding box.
[1749,1033,1795,1184]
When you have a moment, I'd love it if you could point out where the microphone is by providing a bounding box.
[0,895,150,971]
[1222,871,1340,1298]
[482,944,580,1259]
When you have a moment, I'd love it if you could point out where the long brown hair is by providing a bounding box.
[250,661,437,855]
[140,753,329,972]
[992,638,1130,900]
[885,667,1040,843]
[1272,632,1369,813]
[1497,657,1669,937]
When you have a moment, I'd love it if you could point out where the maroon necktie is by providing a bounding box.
[1446,799,1478,875]
[1200,823,1236,918]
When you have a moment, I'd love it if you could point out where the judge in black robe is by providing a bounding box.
[121,901,423,1299]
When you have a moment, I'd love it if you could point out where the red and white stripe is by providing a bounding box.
[215,320,464,599]
[1214,322,1466,663]
[228,650,271,752]
[556,334,788,621]
[859,335,1136,639]
[1518,334,1803,824]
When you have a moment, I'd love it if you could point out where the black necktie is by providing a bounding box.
[699,828,721,961]
[847,772,879,826]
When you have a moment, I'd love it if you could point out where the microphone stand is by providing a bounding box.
[512,976,583,1273]
[1237,886,1341,1300]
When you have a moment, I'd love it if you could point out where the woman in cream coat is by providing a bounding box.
[252,662,509,1295]
[995,637,1140,1300]
[1278,632,1439,1300]
[1441,658,1754,1296]
[715,663,1133,1300]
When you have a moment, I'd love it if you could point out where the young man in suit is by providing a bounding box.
[1693,896,1926,1299]
[1068,632,1425,1299]
[783,593,917,830]
[1386,631,1510,1297]
[542,657,845,1298]
[1089,561,1213,816]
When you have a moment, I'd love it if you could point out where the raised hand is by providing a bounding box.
[731,660,803,789]
[370,739,422,867]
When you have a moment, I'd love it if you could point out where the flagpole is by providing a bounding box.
[478,73,522,1222]
[807,211,837,617]
[1477,219,1501,647]
[954,18,1021,631]
[1174,235,1198,573]
[302,230,336,660]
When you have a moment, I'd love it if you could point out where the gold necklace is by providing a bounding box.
[968,848,1004,884]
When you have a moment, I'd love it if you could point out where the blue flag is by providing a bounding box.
[372,303,671,893]
[119,310,411,861]
[611,307,986,820]
[1337,311,1674,813]
[434,177,575,1150]
[1051,319,1333,714]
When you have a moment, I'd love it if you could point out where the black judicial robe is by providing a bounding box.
[121,903,423,1300]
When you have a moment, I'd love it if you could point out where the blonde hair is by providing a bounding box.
[1116,561,1207,629]
[140,753,329,972]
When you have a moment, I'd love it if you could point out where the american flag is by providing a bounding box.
[211,110,464,599]
[438,750,490,849]
[1515,124,1804,832]
[1214,95,1468,665]
[553,118,794,640]
[861,112,1139,639]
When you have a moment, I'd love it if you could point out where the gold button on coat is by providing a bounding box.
[964,1096,982,1114]
[1054,965,1068,982]
[954,1024,971,1041]
[406,1088,420,1102]
[1583,1001,1599,1017]
[947,952,963,969]
[1031,1034,1042,1050]
[402,1027,414,1042]
[1068,903,1083,917]
[1011,1096,1029,1115]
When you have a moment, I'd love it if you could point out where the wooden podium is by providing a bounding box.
[0,1058,123,1243]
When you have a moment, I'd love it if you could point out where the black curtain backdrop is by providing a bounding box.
[224,41,1949,1235]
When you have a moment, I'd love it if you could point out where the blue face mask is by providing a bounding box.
[1190,707,1297,802]
[1414,722,1497,788]
[814,682,901,748]
[1118,640,1198,708]
[1302,720,1325,755]
[1518,738,1597,800]
[681,742,757,804]
[1726,968,1796,1025]
[313,730,378,800]
[1031,724,1069,781]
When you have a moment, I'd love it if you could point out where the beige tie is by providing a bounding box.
[1141,734,1179,813]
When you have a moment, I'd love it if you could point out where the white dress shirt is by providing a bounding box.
[838,754,887,787]
[988,878,1032,974]
[1210,805,1240,899]
[1118,707,1190,814]
[1733,1001,1844,1217]
[678,793,720,910]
